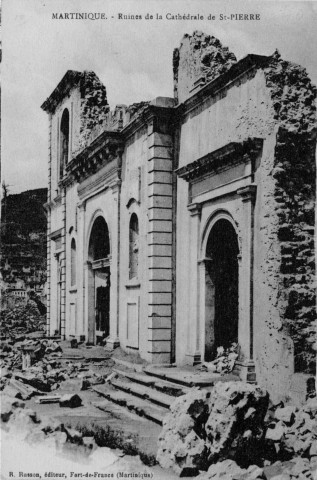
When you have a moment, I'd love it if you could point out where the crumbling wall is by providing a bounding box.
[173,31,236,103]
[260,53,316,381]
[79,71,110,148]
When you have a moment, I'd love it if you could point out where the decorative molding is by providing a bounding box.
[176,138,263,182]
[187,203,202,217]
[91,257,111,270]
[49,228,63,240]
[77,162,119,200]
[122,104,174,140]
[66,131,123,184]
[198,256,213,265]
[237,184,257,202]
[41,70,82,113]
[77,200,86,212]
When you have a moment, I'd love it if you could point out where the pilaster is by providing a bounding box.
[77,200,86,339]
[185,203,202,365]
[46,114,52,336]
[60,186,67,339]
[147,129,174,363]
[236,184,257,382]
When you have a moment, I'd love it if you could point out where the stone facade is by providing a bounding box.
[42,31,316,402]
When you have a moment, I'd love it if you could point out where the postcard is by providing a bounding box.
[1,1,316,480]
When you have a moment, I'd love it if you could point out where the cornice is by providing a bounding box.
[122,105,174,140]
[41,70,82,113]
[77,161,119,201]
[65,130,123,184]
[176,138,263,182]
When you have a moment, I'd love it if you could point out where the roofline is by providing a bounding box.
[177,53,271,115]
[41,70,82,113]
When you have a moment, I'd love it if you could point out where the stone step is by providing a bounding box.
[143,365,216,387]
[111,378,174,409]
[113,367,189,396]
[143,365,240,388]
[92,385,167,425]
[113,368,156,386]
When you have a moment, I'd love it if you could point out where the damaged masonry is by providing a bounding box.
[1,31,316,479]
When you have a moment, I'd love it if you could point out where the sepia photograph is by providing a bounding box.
[1,1,316,479]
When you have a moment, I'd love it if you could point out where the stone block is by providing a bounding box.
[148,207,172,221]
[266,421,286,442]
[148,280,172,293]
[148,219,173,233]
[275,406,296,425]
[147,131,173,148]
[59,393,82,408]
[150,195,173,209]
[148,304,172,316]
[149,256,172,269]
[148,351,171,363]
[149,183,173,197]
[148,329,171,341]
[149,292,172,304]
[148,268,172,281]
[148,244,172,257]
[149,171,172,185]
[148,145,173,159]
[148,316,171,329]
[148,340,171,353]
[148,232,172,245]
[148,158,173,173]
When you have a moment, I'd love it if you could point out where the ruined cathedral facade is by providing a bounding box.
[42,32,316,402]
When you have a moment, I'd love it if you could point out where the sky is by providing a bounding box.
[1,0,317,194]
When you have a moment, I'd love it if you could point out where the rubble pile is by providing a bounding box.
[157,389,210,476]
[0,299,46,339]
[200,343,239,375]
[195,456,316,480]
[0,338,62,375]
[205,382,269,465]
[1,348,108,397]
[265,399,317,462]
[1,393,100,455]
[157,383,317,479]
[157,382,269,476]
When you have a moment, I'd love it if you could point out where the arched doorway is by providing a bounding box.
[204,218,239,361]
[88,216,111,344]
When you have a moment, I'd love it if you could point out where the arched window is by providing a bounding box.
[60,109,69,178]
[129,213,139,279]
[71,238,76,286]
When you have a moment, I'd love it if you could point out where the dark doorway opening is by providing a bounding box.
[95,279,110,341]
[88,216,110,344]
[205,219,239,361]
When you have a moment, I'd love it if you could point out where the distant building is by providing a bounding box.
[42,32,316,403]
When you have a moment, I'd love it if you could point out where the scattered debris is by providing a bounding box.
[59,393,82,408]
[200,343,239,375]
[35,396,61,404]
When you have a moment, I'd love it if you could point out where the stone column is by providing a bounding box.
[185,203,202,365]
[237,184,257,382]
